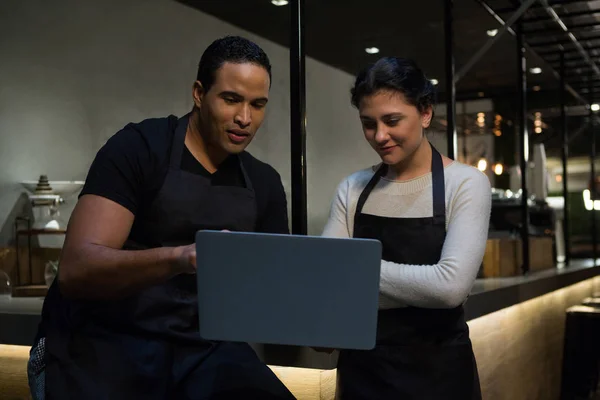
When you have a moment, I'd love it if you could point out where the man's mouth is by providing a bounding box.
[227,129,250,144]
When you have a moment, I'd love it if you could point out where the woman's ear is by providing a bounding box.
[192,81,205,109]
[421,106,433,129]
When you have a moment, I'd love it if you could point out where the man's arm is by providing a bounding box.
[58,195,195,300]
[58,120,194,300]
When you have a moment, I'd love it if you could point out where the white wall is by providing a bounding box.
[0,0,380,239]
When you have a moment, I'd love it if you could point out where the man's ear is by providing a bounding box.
[193,81,205,109]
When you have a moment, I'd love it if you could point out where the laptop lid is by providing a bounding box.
[195,230,381,350]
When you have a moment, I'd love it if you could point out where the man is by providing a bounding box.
[29,36,295,400]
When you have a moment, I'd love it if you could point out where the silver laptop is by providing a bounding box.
[195,230,382,350]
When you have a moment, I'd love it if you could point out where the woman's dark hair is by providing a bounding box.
[350,57,436,113]
[197,36,272,93]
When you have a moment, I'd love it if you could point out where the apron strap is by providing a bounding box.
[430,144,446,224]
[354,143,446,224]
[238,155,254,192]
[169,114,191,169]
[354,163,387,219]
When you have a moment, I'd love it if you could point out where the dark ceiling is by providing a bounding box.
[177,0,600,158]
[177,0,565,98]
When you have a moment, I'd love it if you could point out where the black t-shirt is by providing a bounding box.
[80,115,289,234]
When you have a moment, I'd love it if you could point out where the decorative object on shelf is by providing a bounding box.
[0,270,11,297]
[44,260,58,287]
[19,175,84,231]
[0,249,11,297]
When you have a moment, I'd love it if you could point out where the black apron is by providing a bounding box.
[336,144,481,400]
[43,114,295,400]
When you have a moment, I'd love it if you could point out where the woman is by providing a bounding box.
[322,57,491,399]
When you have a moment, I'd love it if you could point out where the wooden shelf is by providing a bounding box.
[16,229,66,235]
[11,285,48,297]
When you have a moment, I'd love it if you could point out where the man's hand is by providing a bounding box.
[172,244,196,274]
[171,230,229,275]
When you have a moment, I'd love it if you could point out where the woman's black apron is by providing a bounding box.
[42,114,294,399]
[336,144,481,400]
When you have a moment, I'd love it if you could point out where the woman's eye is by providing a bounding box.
[362,122,376,130]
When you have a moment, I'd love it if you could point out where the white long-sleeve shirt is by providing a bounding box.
[322,161,491,309]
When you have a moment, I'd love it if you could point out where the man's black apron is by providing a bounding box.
[336,144,481,400]
[43,115,294,399]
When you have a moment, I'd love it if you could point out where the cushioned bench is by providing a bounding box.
[0,344,336,400]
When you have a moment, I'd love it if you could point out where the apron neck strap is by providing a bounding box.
[430,144,446,222]
[354,163,387,220]
[238,155,254,192]
[169,114,190,170]
[170,114,254,192]
[354,143,446,222]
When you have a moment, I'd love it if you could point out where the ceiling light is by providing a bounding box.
[494,163,504,176]
[592,103,600,112]
[533,85,541,91]
[530,67,542,74]
[430,78,439,85]
[271,0,288,5]
[365,47,380,54]
[487,29,498,37]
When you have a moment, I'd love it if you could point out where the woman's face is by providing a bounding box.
[358,90,432,166]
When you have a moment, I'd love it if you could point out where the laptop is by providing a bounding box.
[195,230,382,350]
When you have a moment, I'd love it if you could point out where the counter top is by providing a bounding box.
[465,259,600,320]
[1,260,599,369]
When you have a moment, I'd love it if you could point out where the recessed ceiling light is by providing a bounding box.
[430,78,439,85]
[271,0,288,5]
[365,47,379,54]
[533,85,541,91]
[530,67,542,74]
[487,29,498,37]
[592,103,600,112]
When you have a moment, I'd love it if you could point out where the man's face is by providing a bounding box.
[194,62,270,155]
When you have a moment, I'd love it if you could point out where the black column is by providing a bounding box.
[589,76,597,263]
[560,52,570,265]
[290,0,307,235]
[445,0,457,160]
[517,20,530,274]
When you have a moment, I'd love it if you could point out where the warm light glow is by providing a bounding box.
[478,92,485,97]
[534,112,543,134]
[487,29,498,37]
[592,103,600,112]
[583,189,600,210]
[468,277,600,400]
[430,78,439,85]
[533,85,541,91]
[477,112,485,128]
[493,163,504,175]
[556,174,563,183]
[271,0,288,5]
[365,47,379,54]
[477,158,488,171]
[493,114,502,136]
[530,67,542,74]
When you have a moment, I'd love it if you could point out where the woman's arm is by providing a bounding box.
[378,172,491,308]
[322,170,491,309]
